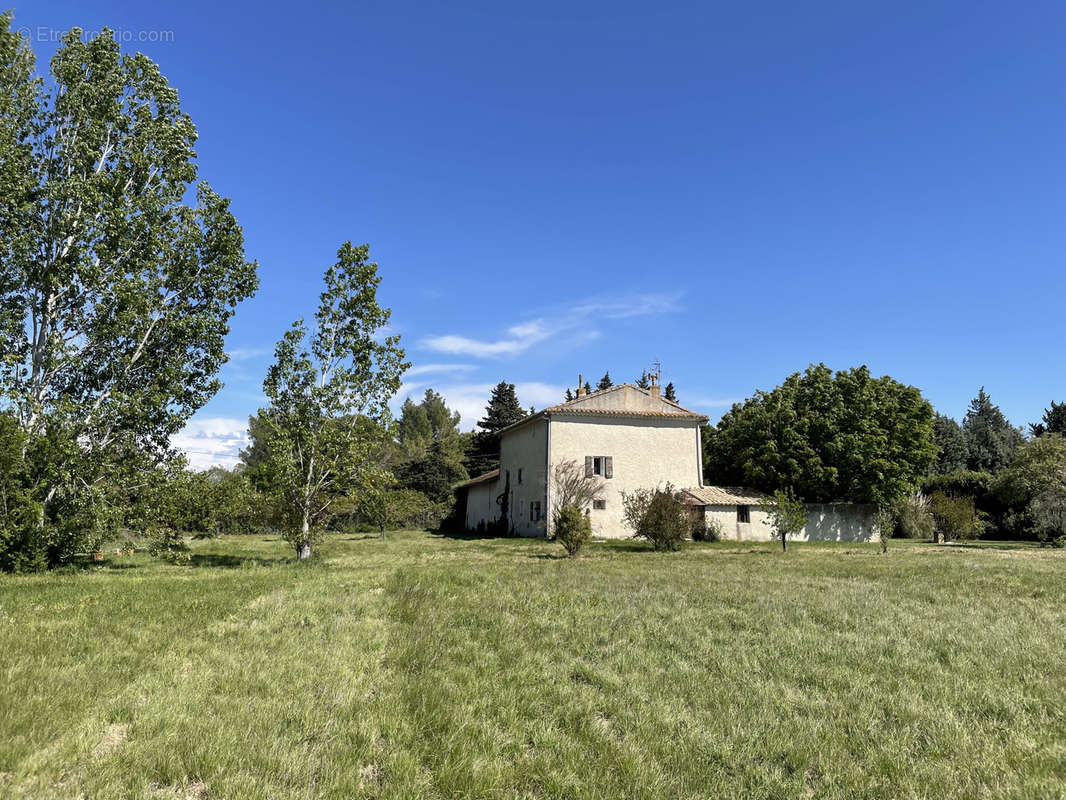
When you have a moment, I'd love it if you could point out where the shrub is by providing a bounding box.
[554,504,592,557]
[623,484,688,552]
[875,506,894,554]
[929,492,984,541]
[691,514,722,542]
[894,492,934,540]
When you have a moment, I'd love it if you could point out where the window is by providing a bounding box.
[585,456,614,479]
[517,468,523,485]
[530,501,542,522]
[593,499,607,510]
[737,505,750,524]
[519,500,525,519]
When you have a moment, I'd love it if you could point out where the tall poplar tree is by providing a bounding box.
[0,19,258,567]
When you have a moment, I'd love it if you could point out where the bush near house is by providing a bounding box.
[622,485,689,551]
[554,504,592,557]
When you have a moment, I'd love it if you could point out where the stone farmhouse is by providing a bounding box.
[455,379,876,542]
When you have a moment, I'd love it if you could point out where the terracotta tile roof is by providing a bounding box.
[683,485,769,506]
[456,468,499,489]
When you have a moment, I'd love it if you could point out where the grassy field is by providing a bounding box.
[0,532,1064,799]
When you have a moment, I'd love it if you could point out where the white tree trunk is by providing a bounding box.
[298,507,312,560]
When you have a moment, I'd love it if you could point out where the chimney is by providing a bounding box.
[649,375,660,399]
[577,374,586,397]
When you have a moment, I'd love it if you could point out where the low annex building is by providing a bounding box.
[454,378,876,542]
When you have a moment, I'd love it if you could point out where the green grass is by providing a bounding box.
[1,532,1064,799]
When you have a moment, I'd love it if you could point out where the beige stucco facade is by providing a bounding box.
[547,415,702,538]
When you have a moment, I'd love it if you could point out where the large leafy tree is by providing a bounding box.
[963,388,1024,472]
[703,364,936,504]
[0,20,257,567]
[465,381,525,477]
[1030,401,1066,438]
[258,243,407,560]
[933,413,969,474]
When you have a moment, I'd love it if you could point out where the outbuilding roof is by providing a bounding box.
[683,485,769,506]
[455,468,499,490]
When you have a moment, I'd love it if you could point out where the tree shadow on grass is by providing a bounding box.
[429,528,521,542]
[189,553,290,569]
[937,541,1041,552]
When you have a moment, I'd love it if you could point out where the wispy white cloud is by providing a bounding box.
[171,416,249,471]
[420,292,681,359]
[227,346,273,361]
[404,363,477,378]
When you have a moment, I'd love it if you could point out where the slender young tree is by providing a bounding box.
[259,243,407,560]
[0,20,258,567]
[664,382,677,402]
[762,487,807,552]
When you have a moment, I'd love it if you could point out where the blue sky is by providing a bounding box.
[18,0,1066,467]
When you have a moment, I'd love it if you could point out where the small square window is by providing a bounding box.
[737,505,750,523]
[593,499,607,510]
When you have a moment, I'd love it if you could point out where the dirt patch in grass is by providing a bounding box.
[93,723,129,758]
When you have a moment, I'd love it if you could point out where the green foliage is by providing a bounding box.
[258,242,407,559]
[704,364,936,504]
[1030,485,1066,547]
[664,382,677,402]
[933,413,969,474]
[635,371,652,390]
[395,440,468,505]
[762,487,807,552]
[1029,400,1066,438]
[622,484,688,551]
[564,387,574,402]
[993,435,1066,540]
[893,492,934,540]
[146,525,191,565]
[597,372,613,391]
[466,382,525,477]
[553,504,592,557]
[963,389,1024,473]
[0,20,257,568]
[929,492,983,542]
